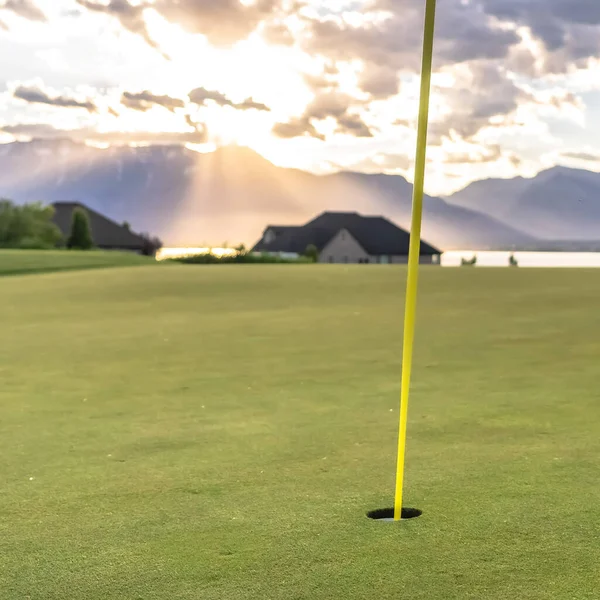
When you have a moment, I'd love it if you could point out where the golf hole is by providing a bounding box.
[367,507,422,522]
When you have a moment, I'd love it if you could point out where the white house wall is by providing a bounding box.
[319,229,370,263]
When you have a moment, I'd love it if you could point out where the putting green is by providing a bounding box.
[1,265,599,599]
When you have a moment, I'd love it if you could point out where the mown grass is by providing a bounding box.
[0,249,155,276]
[1,265,599,599]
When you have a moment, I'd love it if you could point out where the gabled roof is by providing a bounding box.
[51,202,147,249]
[252,211,440,255]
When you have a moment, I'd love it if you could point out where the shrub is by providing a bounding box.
[461,255,477,266]
[304,244,319,263]
[67,208,94,250]
[170,251,311,265]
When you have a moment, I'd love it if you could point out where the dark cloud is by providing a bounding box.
[122,90,185,112]
[479,0,600,75]
[189,87,235,108]
[272,116,325,141]
[301,0,600,107]
[427,63,531,143]
[0,0,46,22]
[235,98,270,112]
[75,0,165,56]
[188,87,270,112]
[273,91,373,140]
[307,91,373,137]
[561,151,600,162]
[2,122,209,145]
[336,113,373,138]
[13,85,98,112]
[303,1,519,82]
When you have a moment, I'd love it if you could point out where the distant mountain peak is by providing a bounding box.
[2,138,587,248]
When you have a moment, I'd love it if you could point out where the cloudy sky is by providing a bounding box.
[1,0,600,195]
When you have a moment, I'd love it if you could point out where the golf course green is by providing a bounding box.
[1,264,599,599]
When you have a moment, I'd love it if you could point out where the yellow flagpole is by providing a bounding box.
[394,0,437,521]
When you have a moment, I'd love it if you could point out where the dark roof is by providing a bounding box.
[51,202,147,250]
[252,211,440,255]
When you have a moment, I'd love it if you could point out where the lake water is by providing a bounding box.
[441,251,600,268]
[156,247,236,261]
[158,248,600,268]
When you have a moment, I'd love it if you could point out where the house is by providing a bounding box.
[51,202,153,254]
[252,211,441,264]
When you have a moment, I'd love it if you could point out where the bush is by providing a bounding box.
[0,199,63,249]
[304,244,319,263]
[67,208,94,250]
[170,250,311,265]
[461,255,477,266]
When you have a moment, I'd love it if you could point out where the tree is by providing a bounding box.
[67,208,94,250]
[0,199,63,249]
[140,233,163,257]
[304,244,319,263]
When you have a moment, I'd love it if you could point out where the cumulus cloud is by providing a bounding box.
[358,64,400,99]
[76,0,285,49]
[423,63,583,144]
[75,0,164,55]
[0,0,46,22]
[2,122,209,145]
[273,90,373,140]
[154,0,281,46]
[122,90,185,112]
[299,0,600,119]
[260,20,295,46]
[13,84,98,112]
[302,2,519,91]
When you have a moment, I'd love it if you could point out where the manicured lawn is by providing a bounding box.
[0,249,155,276]
[1,265,599,599]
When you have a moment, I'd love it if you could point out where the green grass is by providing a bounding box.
[0,249,155,276]
[1,265,599,599]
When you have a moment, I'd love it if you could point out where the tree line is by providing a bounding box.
[0,199,161,255]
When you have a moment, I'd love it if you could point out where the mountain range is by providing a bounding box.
[446,166,600,242]
[0,139,598,250]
